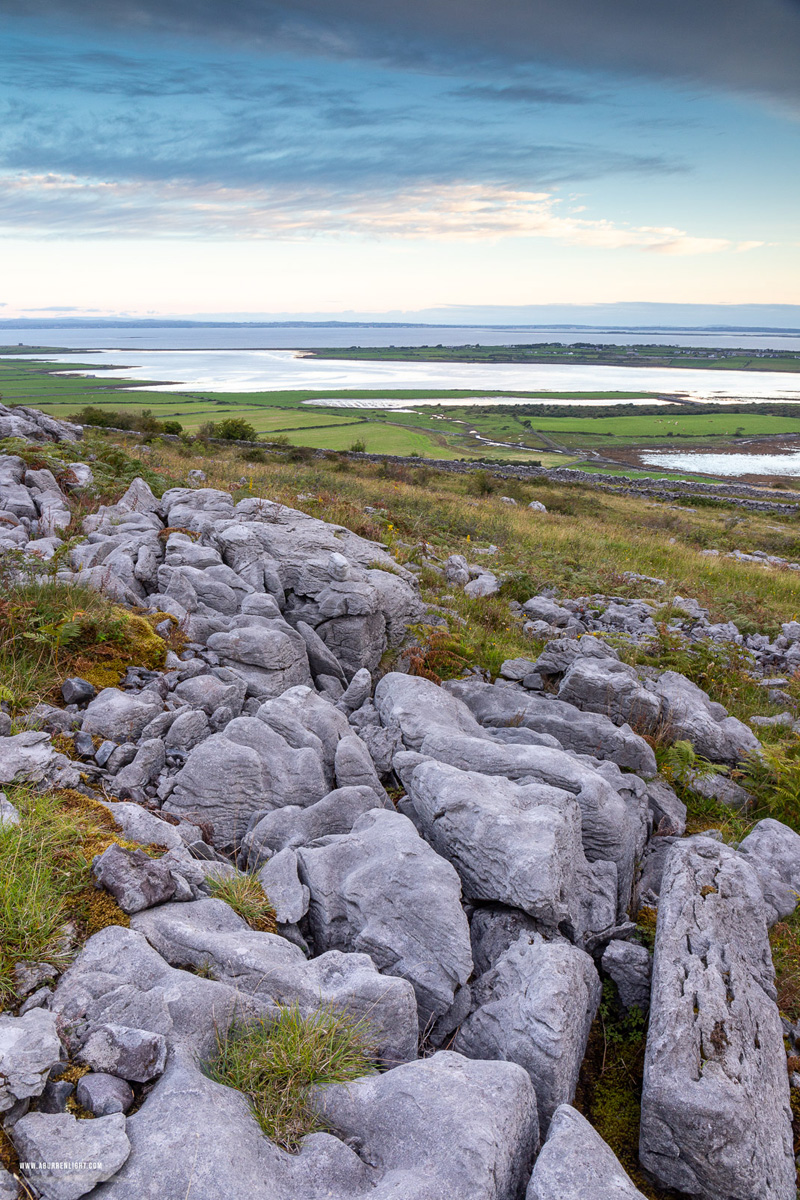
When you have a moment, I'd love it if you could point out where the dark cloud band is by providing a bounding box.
[3,0,800,102]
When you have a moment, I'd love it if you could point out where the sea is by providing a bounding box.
[2,324,800,405]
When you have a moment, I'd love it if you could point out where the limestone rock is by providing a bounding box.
[601,940,651,1011]
[130,898,418,1065]
[374,672,485,751]
[639,837,794,1199]
[738,818,800,925]
[455,935,601,1131]
[77,1024,167,1083]
[527,1104,648,1199]
[257,848,310,924]
[444,679,657,775]
[396,755,611,941]
[81,689,163,743]
[239,785,388,870]
[316,1050,538,1200]
[165,715,328,850]
[12,1112,130,1200]
[92,844,177,914]
[298,808,472,1026]
[76,1072,134,1116]
[0,1009,62,1114]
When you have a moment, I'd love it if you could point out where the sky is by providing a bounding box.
[1,0,799,322]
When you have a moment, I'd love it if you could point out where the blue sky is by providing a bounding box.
[1,1,799,319]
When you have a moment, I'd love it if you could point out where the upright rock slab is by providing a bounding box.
[639,837,795,1199]
[396,755,615,942]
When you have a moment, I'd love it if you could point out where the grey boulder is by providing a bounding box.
[454,935,601,1131]
[0,1008,62,1114]
[165,715,328,850]
[77,1024,167,1083]
[316,1050,538,1200]
[130,898,418,1065]
[601,940,651,1012]
[396,755,615,942]
[639,837,795,1199]
[76,1072,134,1115]
[81,688,163,742]
[527,1104,648,1199]
[374,672,485,751]
[92,844,177,913]
[239,785,388,870]
[417,731,643,910]
[738,818,800,925]
[298,808,472,1026]
[257,848,310,924]
[12,1113,130,1200]
[444,679,657,776]
[0,731,80,789]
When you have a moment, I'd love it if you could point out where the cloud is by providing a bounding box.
[0,172,754,256]
[2,0,800,105]
[451,84,593,106]
[0,84,681,191]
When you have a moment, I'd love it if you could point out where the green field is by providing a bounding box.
[308,341,800,373]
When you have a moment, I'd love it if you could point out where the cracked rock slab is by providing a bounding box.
[395,755,609,941]
[130,898,418,1065]
[639,836,795,1199]
[0,1008,62,1114]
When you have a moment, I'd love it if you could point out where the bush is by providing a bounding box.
[465,469,495,497]
[69,406,181,436]
[349,439,367,453]
[207,1005,376,1149]
[199,417,258,442]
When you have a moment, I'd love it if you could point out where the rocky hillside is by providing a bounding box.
[1,409,800,1200]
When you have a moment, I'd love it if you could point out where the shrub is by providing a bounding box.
[69,406,181,437]
[465,469,494,496]
[200,417,258,442]
[207,1004,376,1149]
[349,439,367,453]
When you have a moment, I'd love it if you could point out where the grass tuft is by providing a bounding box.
[206,1004,376,1149]
[207,873,278,933]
